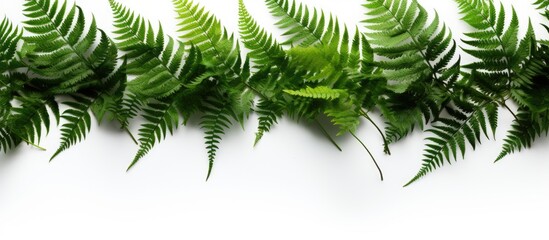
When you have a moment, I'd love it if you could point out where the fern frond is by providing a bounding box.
[534,0,549,10]
[0,17,21,69]
[325,103,361,135]
[109,0,203,99]
[364,0,460,146]
[22,0,118,94]
[128,100,180,170]
[174,0,240,68]
[200,95,233,180]
[363,0,459,93]
[6,96,59,147]
[50,96,93,160]
[238,0,285,66]
[496,109,549,162]
[0,128,20,153]
[405,100,499,186]
[254,98,284,146]
[456,0,535,84]
[284,86,347,100]
[498,43,549,161]
[264,0,324,46]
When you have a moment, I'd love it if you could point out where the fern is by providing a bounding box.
[6,95,59,149]
[405,98,499,186]
[405,0,535,186]
[284,86,347,100]
[497,109,549,162]
[109,0,205,169]
[264,0,324,46]
[174,0,255,178]
[21,0,132,160]
[363,0,460,143]
[51,62,128,160]
[534,0,549,10]
[110,0,199,99]
[238,0,285,66]
[174,0,240,68]
[497,43,549,161]
[0,17,22,152]
[22,0,117,93]
[200,95,233,180]
[0,17,21,70]
[128,100,180,170]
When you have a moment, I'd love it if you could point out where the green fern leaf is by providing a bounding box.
[200,95,233,180]
[50,96,93,160]
[6,95,59,147]
[128,100,180,170]
[456,0,534,85]
[22,0,118,94]
[238,0,285,66]
[254,98,284,146]
[109,0,203,99]
[364,0,460,145]
[496,109,549,162]
[284,86,347,100]
[405,98,499,186]
[363,0,459,93]
[264,0,325,46]
[0,17,21,70]
[173,0,242,72]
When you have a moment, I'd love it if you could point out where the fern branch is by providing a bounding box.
[350,131,383,181]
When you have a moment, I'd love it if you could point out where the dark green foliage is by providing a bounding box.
[363,0,460,144]
[20,0,128,160]
[174,0,255,178]
[496,41,549,162]
[0,17,23,152]
[0,0,548,186]
[404,0,537,186]
[109,0,205,169]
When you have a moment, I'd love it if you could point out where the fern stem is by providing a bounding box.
[360,109,391,155]
[350,131,383,181]
[502,102,520,122]
[23,139,46,151]
[124,127,139,145]
[244,82,268,100]
[315,119,342,152]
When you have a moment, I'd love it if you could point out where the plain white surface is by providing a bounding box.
[1,0,549,239]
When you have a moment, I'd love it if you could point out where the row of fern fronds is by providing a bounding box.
[1,0,548,186]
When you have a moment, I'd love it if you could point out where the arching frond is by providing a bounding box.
[456,0,534,87]
[363,0,460,145]
[109,1,206,169]
[109,0,203,99]
[173,0,241,72]
[22,0,119,94]
[238,0,285,66]
[200,95,233,180]
[128,100,180,170]
[6,95,59,147]
[51,61,129,160]
[496,109,549,162]
[0,17,21,69]
[363,0,459,93]
[405,99,499,186]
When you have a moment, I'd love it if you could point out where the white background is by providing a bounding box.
[1,0,549,239]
